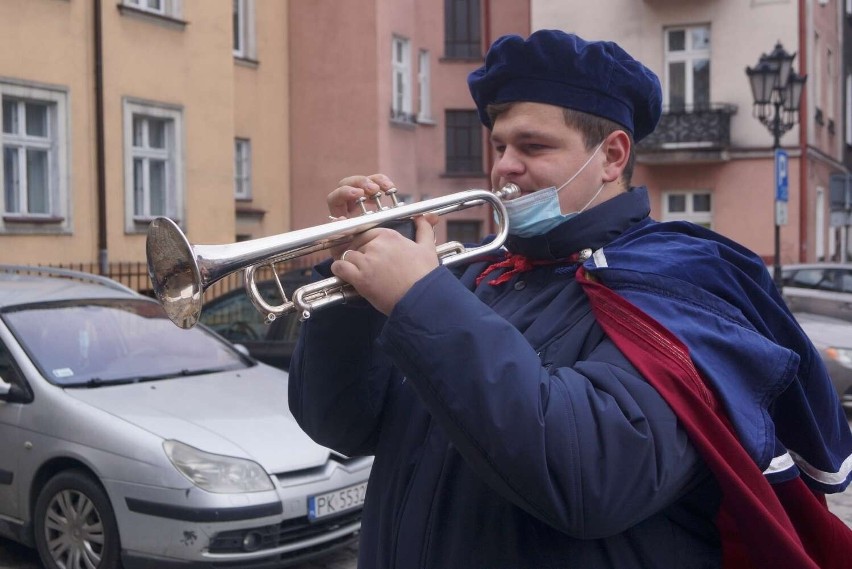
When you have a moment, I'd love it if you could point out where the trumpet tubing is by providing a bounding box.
[146,185,518,329]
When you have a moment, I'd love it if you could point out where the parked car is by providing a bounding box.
[781,263,852,322]
[793,311,852,410]
[0,265,370,569]
[199,267,314,370]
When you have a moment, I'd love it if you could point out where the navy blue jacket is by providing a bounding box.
[290,188,722,568]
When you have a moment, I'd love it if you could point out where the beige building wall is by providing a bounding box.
[0,0,95,263]
[0,0,291,271]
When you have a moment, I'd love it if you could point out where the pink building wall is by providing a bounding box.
[289,0,530,243]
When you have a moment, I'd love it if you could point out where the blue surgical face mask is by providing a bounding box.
[504,141,606,238]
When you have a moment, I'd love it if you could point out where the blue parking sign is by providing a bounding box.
[775,149,789,203]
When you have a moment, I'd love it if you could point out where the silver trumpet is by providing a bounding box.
[146,184,519,328]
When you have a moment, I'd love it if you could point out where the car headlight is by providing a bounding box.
[826,347,852,369]
[163,440,274,493]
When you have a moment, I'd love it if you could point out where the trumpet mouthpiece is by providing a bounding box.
[495,183,520,201]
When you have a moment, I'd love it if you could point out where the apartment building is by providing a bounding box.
[1,0,533,281]
[0,0,290,273]
[534,0,846,265]
[288,0,530,244]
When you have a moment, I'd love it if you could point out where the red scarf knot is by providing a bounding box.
[475,249,590,287]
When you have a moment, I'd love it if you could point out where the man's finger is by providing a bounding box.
[413,215,436,247]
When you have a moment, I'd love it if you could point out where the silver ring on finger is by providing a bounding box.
[340,249,353,263]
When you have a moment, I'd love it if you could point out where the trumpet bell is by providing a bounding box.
[146,217,204,329]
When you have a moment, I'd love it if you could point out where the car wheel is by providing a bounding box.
[33,469,122,569]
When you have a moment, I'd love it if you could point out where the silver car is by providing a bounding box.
[794,311,852,409]
[0,266,371,569]
[782,263,852,322]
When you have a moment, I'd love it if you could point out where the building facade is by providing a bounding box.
[1,0,531,283]
[0,0,290,273]
[533,0,847,265]
[288,0,530,245]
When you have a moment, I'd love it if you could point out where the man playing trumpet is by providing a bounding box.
[289,30,852,568]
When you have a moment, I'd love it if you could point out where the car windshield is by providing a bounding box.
[1,298,250,387]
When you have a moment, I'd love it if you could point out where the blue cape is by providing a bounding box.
[584,220,852,493]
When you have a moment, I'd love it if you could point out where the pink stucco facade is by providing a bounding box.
[289,0,530,244]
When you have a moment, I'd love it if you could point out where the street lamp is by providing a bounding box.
[745,42,807,288]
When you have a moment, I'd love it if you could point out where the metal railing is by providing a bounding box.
[41,256,321,300]
[638,103,737,151]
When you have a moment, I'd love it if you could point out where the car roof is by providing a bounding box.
[0,265,140,309]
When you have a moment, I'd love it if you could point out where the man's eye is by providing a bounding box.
[493,145,506,154]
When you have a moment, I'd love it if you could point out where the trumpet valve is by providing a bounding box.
[355,196,370,215]
[386,187,401,207]
[371,191,387,210]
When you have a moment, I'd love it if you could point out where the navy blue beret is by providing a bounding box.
[468,30,662,142]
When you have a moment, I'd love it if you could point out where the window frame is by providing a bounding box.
[232,0,257,61]
[123,99,184,232]
[444,109,484,175]
[0,80,70,234]
[661,190,713,228]
[417,49,433,124]
[122,0,182,18]
[391,36,413,124]
[234,138,252,200]
[663,25,711,110]
[444,0,481,59]
[846,74,852,146]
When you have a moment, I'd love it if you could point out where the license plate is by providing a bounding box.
[308,481,368,521]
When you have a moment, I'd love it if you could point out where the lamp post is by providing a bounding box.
[746,42,807,289]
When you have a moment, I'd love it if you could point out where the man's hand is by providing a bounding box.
[331,214,439,315]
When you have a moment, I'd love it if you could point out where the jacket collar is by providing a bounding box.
[505,186,652,260]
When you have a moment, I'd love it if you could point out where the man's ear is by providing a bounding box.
[601,130,631,184]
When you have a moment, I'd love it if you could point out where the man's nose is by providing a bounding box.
[493,147,524,178]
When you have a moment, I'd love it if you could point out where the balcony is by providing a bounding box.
[637,103,737,164]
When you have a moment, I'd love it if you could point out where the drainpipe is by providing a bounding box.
[94,0,108,274]
[798,0,808,262]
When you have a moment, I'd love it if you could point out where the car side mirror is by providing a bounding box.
[0,376,30,404]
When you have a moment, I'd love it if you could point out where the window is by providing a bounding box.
[664,25,710,110]
[815,32,822,117]
[1,81,69,231]
[846,74,852,145]
[418,50,432,123]
[126,0,164,14]
[662,191,712,228]
[444,0,481,58]
[123,100,183,231]
[445,110,483,174]
[447,220,482,245]
[827,49,835,123]
[123,0,183,17]
[392,36,413,123]
[234,138,251,199]
[233,0,256,60]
